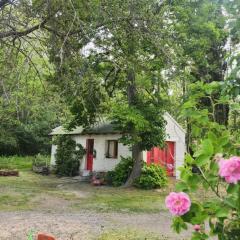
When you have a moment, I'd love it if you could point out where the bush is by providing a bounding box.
[32,154,50,167]
[134,163,168,189]
[106,157,167,189]
[105,157,133,186]
[32,154,51,175]
[0,123,50,156]
[54,135,85,177]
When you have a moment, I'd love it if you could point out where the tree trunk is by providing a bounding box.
[124,67,142,187]
[214,103,229,126]
[124,11,142,186]
[124,144,142,187]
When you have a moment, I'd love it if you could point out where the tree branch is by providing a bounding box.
[0,19,47,39]
[0,0,12,9]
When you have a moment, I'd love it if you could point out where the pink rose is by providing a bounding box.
[194,224,201,231]
[218,156,240,184]
[165,192,191,216]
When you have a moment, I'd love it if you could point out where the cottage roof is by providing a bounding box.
[50,113,186,136]
[50,122,120,135]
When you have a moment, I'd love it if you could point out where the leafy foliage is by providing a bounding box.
[32,154,50,168]
[109,98,166,150]
[134,163,168,189]
[0,43,70,156]
[105,157,133,187]
[170,81,240,239]
[54,135,85,177]
[106,158,167,189]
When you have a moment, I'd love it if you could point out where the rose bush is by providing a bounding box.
[166,81,240,239]
[166,145,240,239]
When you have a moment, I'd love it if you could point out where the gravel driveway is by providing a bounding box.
[0,211,192,240]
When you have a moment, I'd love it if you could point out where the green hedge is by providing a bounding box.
[105,157,133,186]
[134,163,168,189]
[106,157,168,189]
[54,135,85,177]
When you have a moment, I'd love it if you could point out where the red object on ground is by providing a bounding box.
[37,233,56,240]
[147,141,175,176]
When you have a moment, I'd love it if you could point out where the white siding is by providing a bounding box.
[50,144,57,166]
[51,134,131,173]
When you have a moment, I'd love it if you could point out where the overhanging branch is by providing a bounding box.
[0,0,12,9]
[0,19,47,39]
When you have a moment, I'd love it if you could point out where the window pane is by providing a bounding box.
[109,141,115,157]
[106,140,118,158]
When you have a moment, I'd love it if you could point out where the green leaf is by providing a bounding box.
[218,133,230,147]
[208,132,217,143]
[224,195,239,209]
[191,212,208,224]
[185,153,194,164]
[227,184,240,194]
[172,217,188,233]
[194,139,213,158]
[187,174,200,191]
[195,154,210,166]
[215,206,230,218]
[191,232,209,240]
[176,181,189,191]
[181,202,203,223]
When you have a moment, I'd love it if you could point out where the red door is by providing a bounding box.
[86,139,94,171]
[147,141,175,176]
[165,142,175,176]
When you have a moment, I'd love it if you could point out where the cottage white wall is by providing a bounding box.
[51,134,131,173]
[50,144,57,165]
[73,134,131,172]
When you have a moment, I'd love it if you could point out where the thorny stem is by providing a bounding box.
[198,167,222,199]
[199,167,239,210]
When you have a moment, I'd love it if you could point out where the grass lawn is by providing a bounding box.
[0,170,170,213]
[0,156,212,213]
[71,183,170,213]
[0,155,34,170]
[0,155,175,213]
[0,156,77,211]
[0,156,196,239]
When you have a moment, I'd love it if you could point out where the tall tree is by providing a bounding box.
[168,0,229,149]
[47,0,175,185]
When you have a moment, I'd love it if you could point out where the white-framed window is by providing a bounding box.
[106,140,118,158]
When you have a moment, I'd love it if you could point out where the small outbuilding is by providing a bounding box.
[50,113,186,179]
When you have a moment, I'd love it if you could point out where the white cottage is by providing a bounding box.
[50,113,185,179]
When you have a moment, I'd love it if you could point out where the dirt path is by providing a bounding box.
[0,211,192,240]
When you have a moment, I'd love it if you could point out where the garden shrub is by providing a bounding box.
[105,156,133,186]
[54,135,85,177]
[32,154,50,167]
[134,163,168,189]
[106,157,167,189]
[32,154,51,175]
